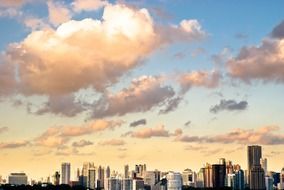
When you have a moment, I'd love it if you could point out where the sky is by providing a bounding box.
[1,0,284,181]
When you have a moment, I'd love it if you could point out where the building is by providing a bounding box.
[88,167,96,190]
[280,168,284,189]
[260,158,267,175]
[196,168,205,188]
[105,177,121,190]
[265,176,273,190]
[166,172,182,190]
[106,166,111,179]
[247,145,262,188]
[212,164,226,188]
[182,169,196,187]
[235,169,245,190]
[144,171,156,189]
[61,162,71,185]
[53,171,60,185]
[204,163,212,188]
[8,173,28,185]
[249,164,265,190]
[124,165,129,179]
[226,174,236,189]
[122,179,133,190]
[97,166,105,188]
[133,178,144,190]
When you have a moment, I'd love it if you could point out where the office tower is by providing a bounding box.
[88,167,96,190]
[196,168,205,188]
[280,168,284,189]
[226,174,236,189]
[8,173,28,185]
[249,164,265,190]
[265,176,273,190]
[219,158,226,165]
[247,145,262,188]
[106,166,111,178]
[166,172,182,190]
[53,171,60,185]
[212,164,226,188]
[77,168,80,181]
[226,160,234,174]
[182,168,196,187]
[144,171,156,190]
[97,165,105,188]
[122,179,133,190]
[124,165,129,179]
[61,162,71,185]
[260,158,267,175]
[235,169,245,190]
[105,177,121,190]
[204,163,212,188]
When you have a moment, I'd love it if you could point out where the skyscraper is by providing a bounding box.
[61,162,71,185]
[106,166,111,178]
[124,165,129,179]
[212,164,226,188]
[53,171,60,185]
[97,165,105,188]
[8,173,28,185]
[204,163,212,188]
[250,165,265,190]
[88,167,96,190]
[260,158,267,175]
[247,145,262,188]
[166,172,182,190]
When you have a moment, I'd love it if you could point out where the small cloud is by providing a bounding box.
[99,139,125,146]
[0,140,29,149]
[210,99,248,114]
[0,126,8,133]
[129,119,147,128]
[72,140,94,147]
[184,121,191,127]
[130,124,170,139]
[235,33,248,40]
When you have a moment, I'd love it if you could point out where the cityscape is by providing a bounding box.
[1,145,284,190]
[1,0,284,190]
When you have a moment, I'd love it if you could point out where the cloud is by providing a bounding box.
[129,124,170,139]
[129,119,147,127]
[1,3,206,98]
[34,119,123,147]
[0,0,28,7]
[176,125,284,145]
[0,126,8,133]
[228,20,284,83]
[159,96,182,114]
[178,70,221,94]
[72,0,108,12]
[72,140,93,147]
[34,94,85,117]
[47,1,71,26]
[209,99,248,114]
[0,140,29,149]
[98,139,125,146]
[271,20,284,39]
[90,76,175,118]
[184,121,191,127]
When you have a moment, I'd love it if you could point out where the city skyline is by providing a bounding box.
[1,0,284,181]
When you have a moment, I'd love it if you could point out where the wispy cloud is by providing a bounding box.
[98,139,125,146]
[72,140,94,147]
[210,99,248,114]
[129,119,147,127]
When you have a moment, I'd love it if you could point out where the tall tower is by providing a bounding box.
[53,171,60,185]
[260,158,267,175]
[106,166,110,178]
[247,145,265,190]
[124,165,129,179]
[61,162,71,185]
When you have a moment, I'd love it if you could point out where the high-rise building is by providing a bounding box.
[249,165,265,190]
[124,165,129,179]
[133,178,144,190]
[265,176,273,190]
[260,158,267,175]
[8,173,28,185]
[226,174,236,189]
[105,177,121,190]
[97,165,105,188]
[166,172,182,190]
[247,145,262,188]
[144,171,156,189]
[106,166,111,178]
[88,167,96,190]
[204,163,212,188]
[182,168,196,187]
[61,162,71,185]
[226,160,234,174]
[212,164,226,188]
[122,179,133,190]
[53,171,60,185]
[280,168,284,189]
[235,169,245,190]
[196,168,205,188]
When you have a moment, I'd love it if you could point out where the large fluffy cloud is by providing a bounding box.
[1,3,206,97]
[176,125,284,145]
[90,76,176,118]
[227,20,284,83]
